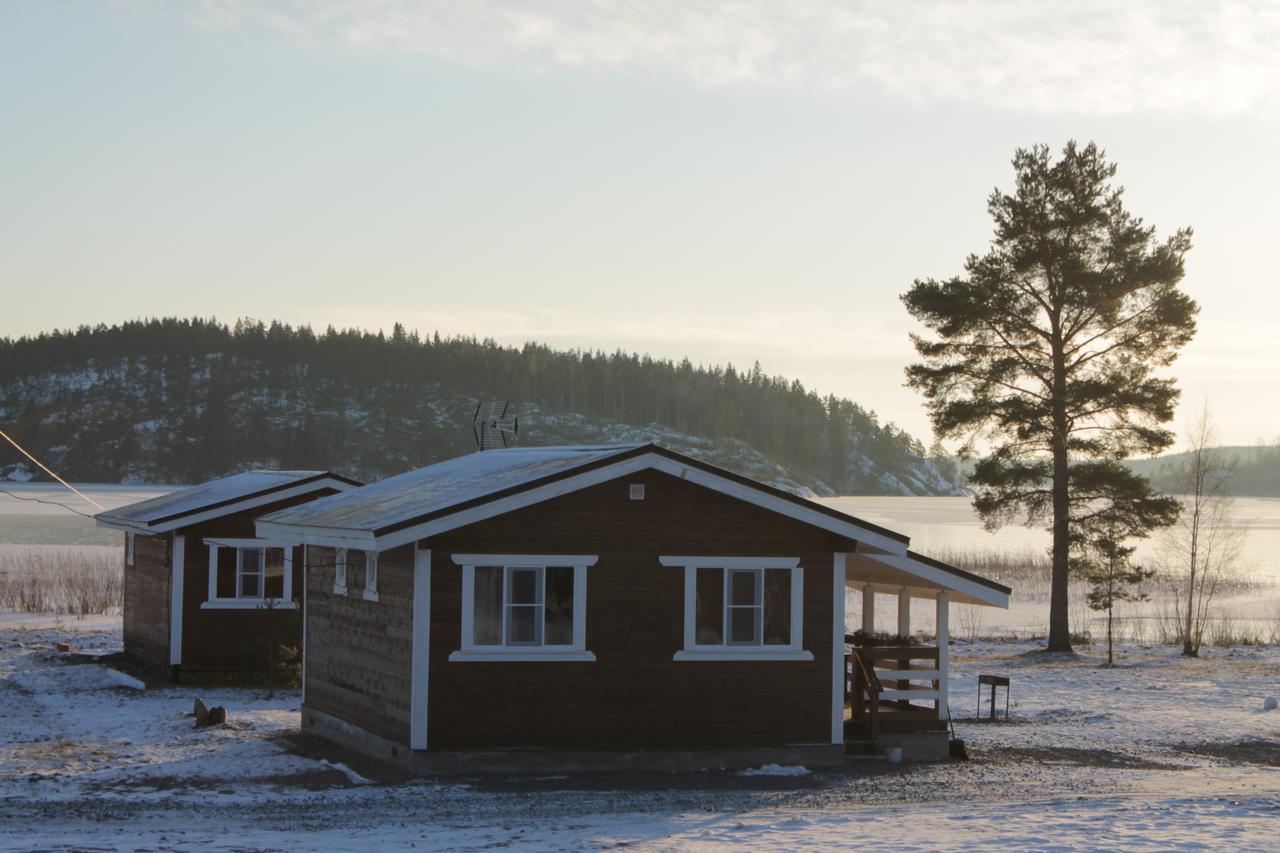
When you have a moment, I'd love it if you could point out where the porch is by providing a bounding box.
[833,550,986,754]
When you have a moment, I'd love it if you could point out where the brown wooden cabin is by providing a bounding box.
[256,444,1010,769]
[95,470,361,681]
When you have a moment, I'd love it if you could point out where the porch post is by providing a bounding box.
[410,544,432,750]
[831,553,846,745]
[861,583,875,634]
[936,591,950,721]
[169,534,185,668]
[897,587,911,639]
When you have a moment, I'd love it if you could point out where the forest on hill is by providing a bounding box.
[1127,445,1280,498]
[0,317,964,495]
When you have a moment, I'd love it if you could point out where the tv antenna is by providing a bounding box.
[473,402,518,450]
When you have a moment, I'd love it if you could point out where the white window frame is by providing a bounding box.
[334,547,348,596]
[449,554,597,662]
[362,550,379,602]
[660,556,811,661]
[200,538,297,610]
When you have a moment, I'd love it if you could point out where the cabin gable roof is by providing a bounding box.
[94,469,362,534]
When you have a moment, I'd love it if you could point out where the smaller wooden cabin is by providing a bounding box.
[257,444,1010,769]
[95,470,360,681]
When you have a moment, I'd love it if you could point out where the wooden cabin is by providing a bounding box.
[256,444,1010,769]
[95,470,361,681]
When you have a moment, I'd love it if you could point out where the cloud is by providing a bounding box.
[185,0,1280,115]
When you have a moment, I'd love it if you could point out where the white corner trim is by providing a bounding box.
[126,533,134,567]
[658,556,799,569]
[448,649,597,663]
[450,554,599,567]
[410,545,431,751]
[832,552,847,745]
[169,534,184,667]
[673,650,814,662]
[200,599,298,610]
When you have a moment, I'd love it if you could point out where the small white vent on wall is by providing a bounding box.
[629,484,645,501]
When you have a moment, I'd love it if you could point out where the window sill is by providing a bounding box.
[448,649,597,663]
[333,585,347,596]
[673,649,813,662]
[362,589,380,602]
[200,599,297,611]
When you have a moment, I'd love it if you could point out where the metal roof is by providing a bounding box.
[258,445,644,533]
[94,470,353,530]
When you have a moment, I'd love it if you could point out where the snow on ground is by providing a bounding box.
[2,615,1280,850]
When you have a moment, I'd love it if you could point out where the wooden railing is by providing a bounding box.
[847,645,945,737]
[859,645,941,712]
[847,648,883,742]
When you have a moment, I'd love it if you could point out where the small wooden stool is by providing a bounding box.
[977,674,1010,720]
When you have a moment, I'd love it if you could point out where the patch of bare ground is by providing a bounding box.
[990,745,1190,770]
[1176,740,1280,767]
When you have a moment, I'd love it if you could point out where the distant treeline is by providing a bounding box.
[1128,445,1280,498]
[0,317,958,492]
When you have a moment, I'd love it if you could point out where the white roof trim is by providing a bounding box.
[256,451,911,556]
[96,477,359,535]
[658,556,800,569]
[861,552,1009,608]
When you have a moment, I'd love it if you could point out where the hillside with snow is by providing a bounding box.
[0,319,965,496]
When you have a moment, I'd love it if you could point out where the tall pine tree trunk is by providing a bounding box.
[1048,442,1072,651]
[1048,341,1072,653]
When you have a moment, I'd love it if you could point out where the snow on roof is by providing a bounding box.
[96,470,335,528]
[258,445,645,533]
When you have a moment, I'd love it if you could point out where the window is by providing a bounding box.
[201,539,295,609]
[363,550,379,602]
[450,555,597,661]
[662,556,810,661]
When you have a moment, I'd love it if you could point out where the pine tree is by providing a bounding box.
[903,141,1198,652]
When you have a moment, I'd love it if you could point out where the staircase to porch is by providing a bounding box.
[844,644,947,754]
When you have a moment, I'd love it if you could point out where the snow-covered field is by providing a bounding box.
[3,615,1280,851]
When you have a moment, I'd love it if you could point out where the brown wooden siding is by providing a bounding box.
[165,488,344,678]
[122,533,170,670]
[300,468,847,751]
[303,544,416,743]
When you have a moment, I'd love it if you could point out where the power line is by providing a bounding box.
[0,487,97,519]
[0,427,104,511]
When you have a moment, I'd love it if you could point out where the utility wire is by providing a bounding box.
[0,487,97,518]
[0,427,104,511]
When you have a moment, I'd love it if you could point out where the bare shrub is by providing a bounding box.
[0,548,121,616]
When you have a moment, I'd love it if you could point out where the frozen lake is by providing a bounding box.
[2,483,1278,638]
[821,495,1280,584]
[0,483,1276,578]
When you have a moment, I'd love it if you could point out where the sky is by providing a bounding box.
[2,1,1279,449]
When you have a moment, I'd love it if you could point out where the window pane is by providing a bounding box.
[729,606,760,645]
[729,569,759,606]
[763,569,791,645]
[509,568,539,605]
[473,566,503,645]
[216,548,237,598]
[264,549,285,599]
[239,567,261,599]
[544,566,574,646]
[238,549,263,599]
[507,605,540,645]
[695,569,724,645]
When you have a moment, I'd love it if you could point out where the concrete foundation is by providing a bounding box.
[877,731,951,762]
[302,706,850,774]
